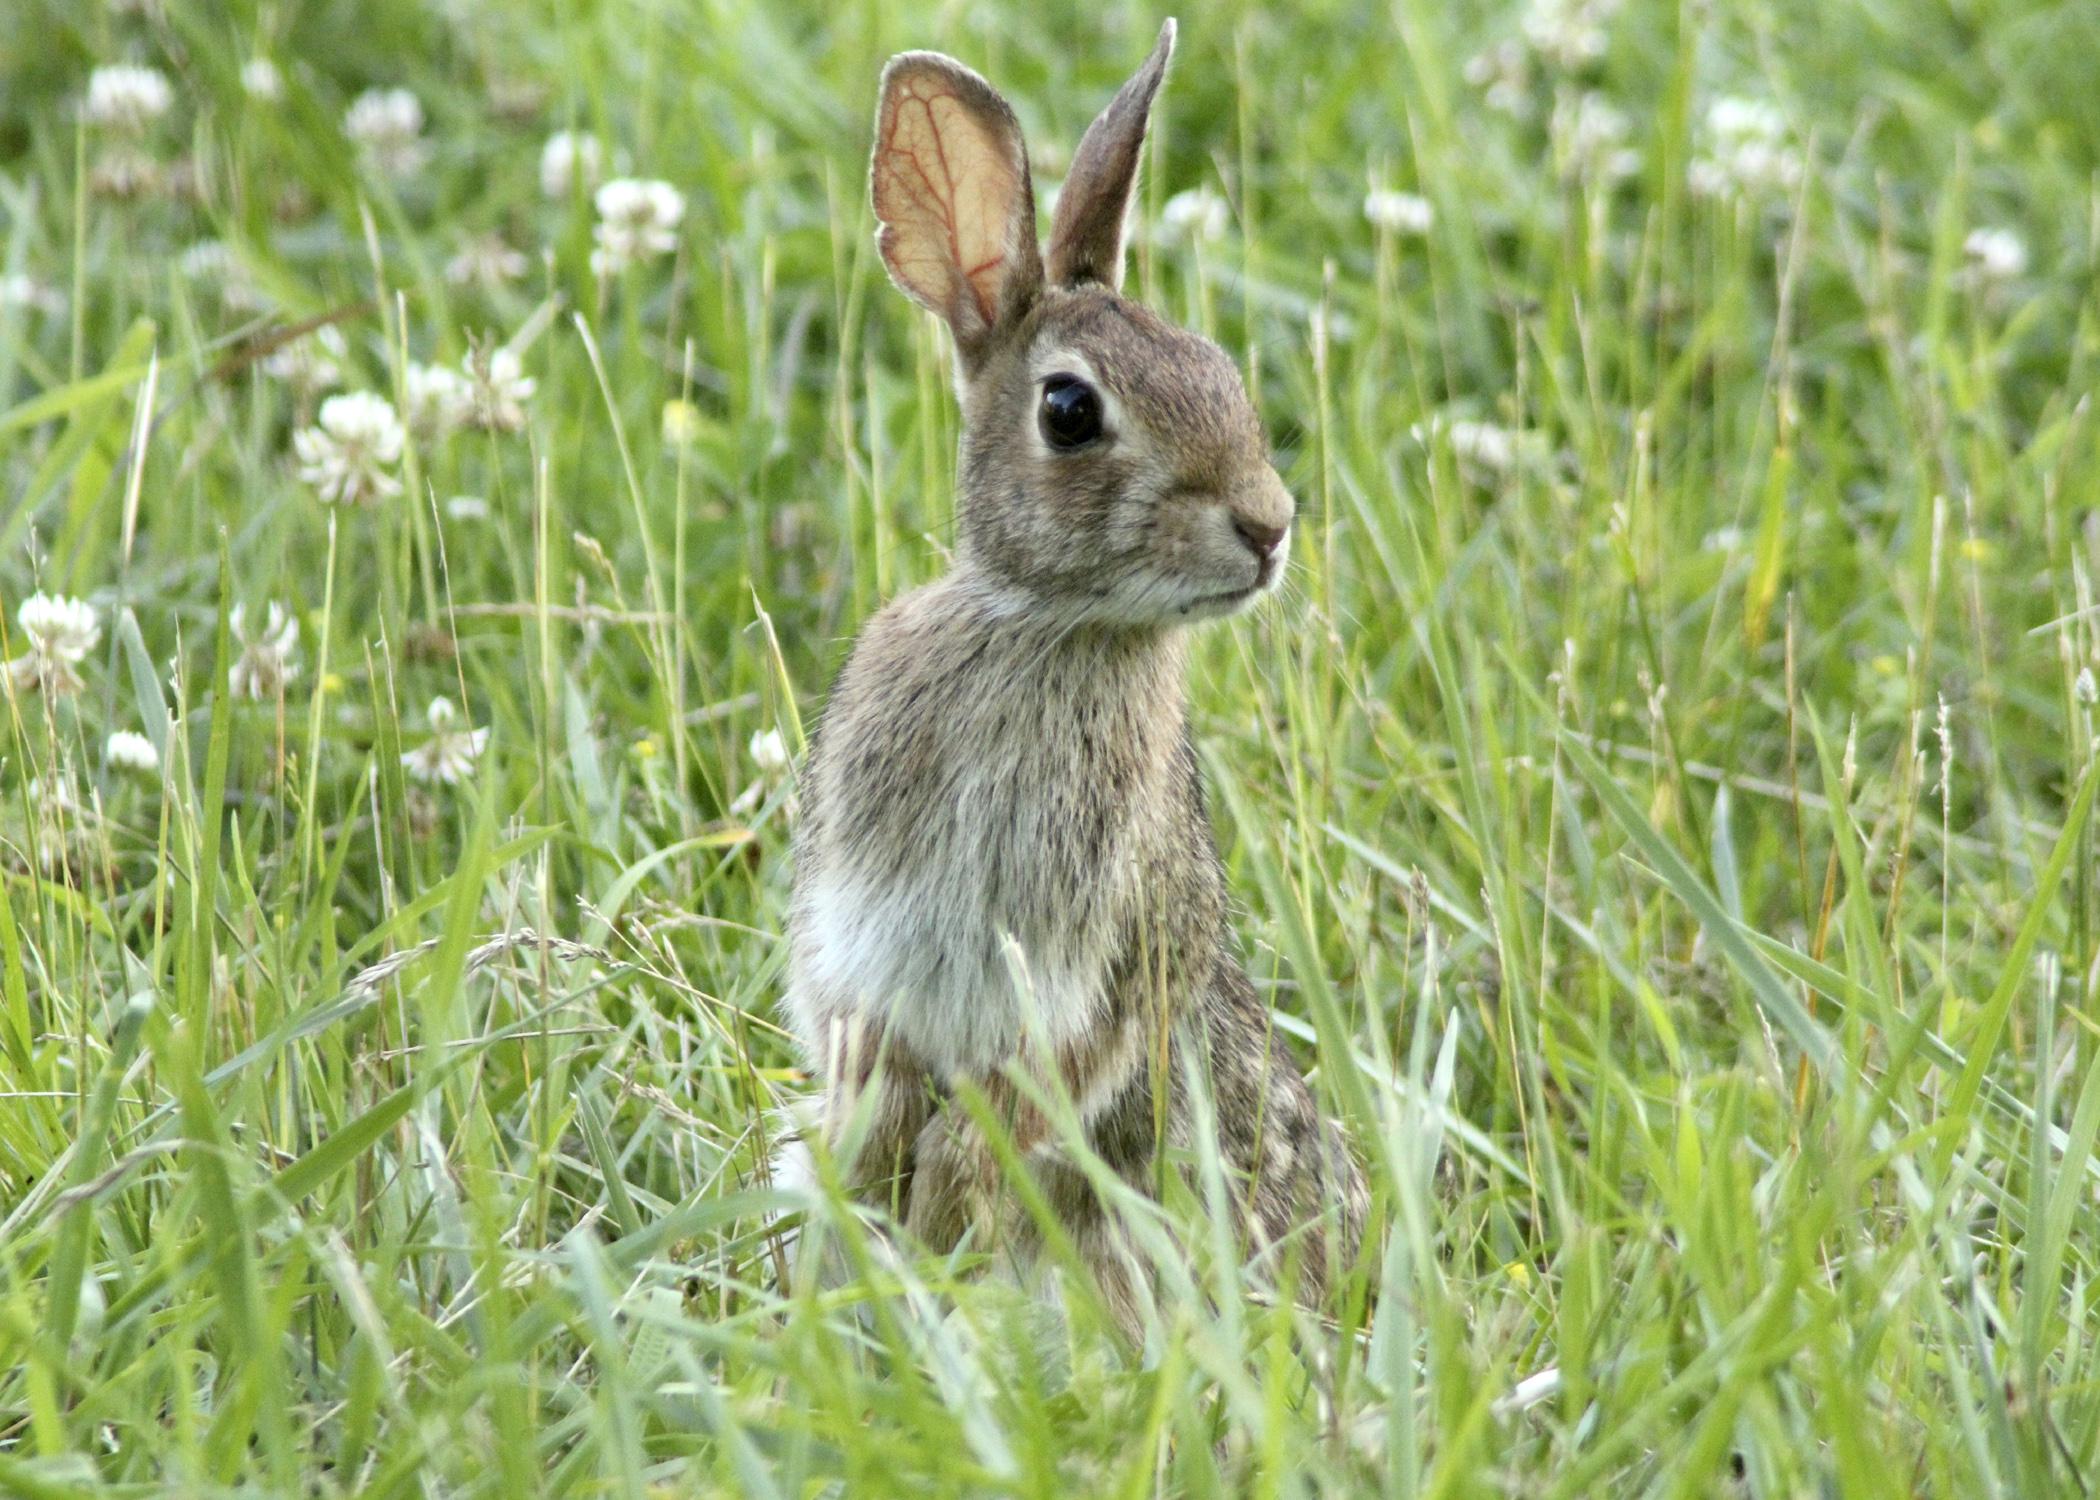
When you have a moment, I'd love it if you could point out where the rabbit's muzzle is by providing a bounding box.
[1166,469,1293,615]
[1228,469,1294,584]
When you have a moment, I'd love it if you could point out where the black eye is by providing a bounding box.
[1039,374,1103,449]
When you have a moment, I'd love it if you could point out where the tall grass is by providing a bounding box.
[2,0,2098,1492]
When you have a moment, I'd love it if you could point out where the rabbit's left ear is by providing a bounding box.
[1046,20,1176,290]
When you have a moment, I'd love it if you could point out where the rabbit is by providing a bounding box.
[779,18,1366,1332]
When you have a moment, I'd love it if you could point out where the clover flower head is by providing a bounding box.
[1962,227,2027,282]
[0,274,65,318]
[462,345,535,433]
[1158,186,1230,245]
[750,728,790,774]
[730,727,798,818]
[8,592,100,696]
[83,65,174,132]
[541,130,606,199]
[261,324,348,400]
[242,57,285,103]
[106,730,160,774]
[402,696,489,785]
[1465,38,1533,117]
[404,362,472,439]
[589,178,685,274]
[1521,0,1618,70]
[1412,415,1543,484]
[344,87,427,176]
[294,391,404,506]
[228,602,301,701]
[1688,96,1801,200]
[1553,91,1640,181]
[1363,189,1434,235]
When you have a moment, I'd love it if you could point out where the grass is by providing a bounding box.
[2,0,2099,1492]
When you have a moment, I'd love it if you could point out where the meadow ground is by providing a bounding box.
[2,0,2098,1493]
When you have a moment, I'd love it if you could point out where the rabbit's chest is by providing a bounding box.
[797,719,1155,1079]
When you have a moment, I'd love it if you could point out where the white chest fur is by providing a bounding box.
[788,612,1187,1082]
[792,749,1132,1079]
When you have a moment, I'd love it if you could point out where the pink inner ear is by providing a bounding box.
[877,72,1020,329]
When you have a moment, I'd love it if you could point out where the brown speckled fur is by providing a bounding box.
[783,20,1367,1330]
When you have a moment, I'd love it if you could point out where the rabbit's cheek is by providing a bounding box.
[1097,496,1157,564]
[1040,460,1148,575]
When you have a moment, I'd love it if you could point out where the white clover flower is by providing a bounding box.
[1962,227,2027,282]
[1707,97,1786,143]
[1158,185,1230,245]
[402,696,489,786]
[1441,419,1519,474]
[0,274,65,317]
[179,239,236,280]
[750,728,790,774]
[1553,91,1640,180]
[1465,38,1533,117]
[731,727,797,817]
[404,361,471,439]
[1689,96,1801,200]
[461,345,535,433]
[1412,415,1539,482]
[242,57,284,103]
[294,391,404,506]
[1521,0,1618,70]
[105,730,159,774]
[445,495,490,522]
[445,233,529,292]
[1685,158,1727,199]
[344,87,427,177]
[83,65,174,132]
[590,178,685,274]
[261,324,347,400]
[1364,189,1434,235]
[228,602,300,700]
[541,130,605,199]
[7,592,100,696]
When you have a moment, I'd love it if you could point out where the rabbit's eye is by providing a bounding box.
[1039,374,1103,449]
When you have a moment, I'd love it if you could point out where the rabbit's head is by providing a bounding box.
[871,20,1292,626]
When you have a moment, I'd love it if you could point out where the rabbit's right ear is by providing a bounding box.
[872,53,1043,366]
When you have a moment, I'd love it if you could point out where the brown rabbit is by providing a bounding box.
[780,19,1365,1331]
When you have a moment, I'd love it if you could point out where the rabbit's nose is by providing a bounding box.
[1234,516,1289,560]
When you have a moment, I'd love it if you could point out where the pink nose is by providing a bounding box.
[1235,517,1288,560]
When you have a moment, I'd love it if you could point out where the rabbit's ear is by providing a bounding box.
[872,52,1043,363]
[1046,20,1176,290]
